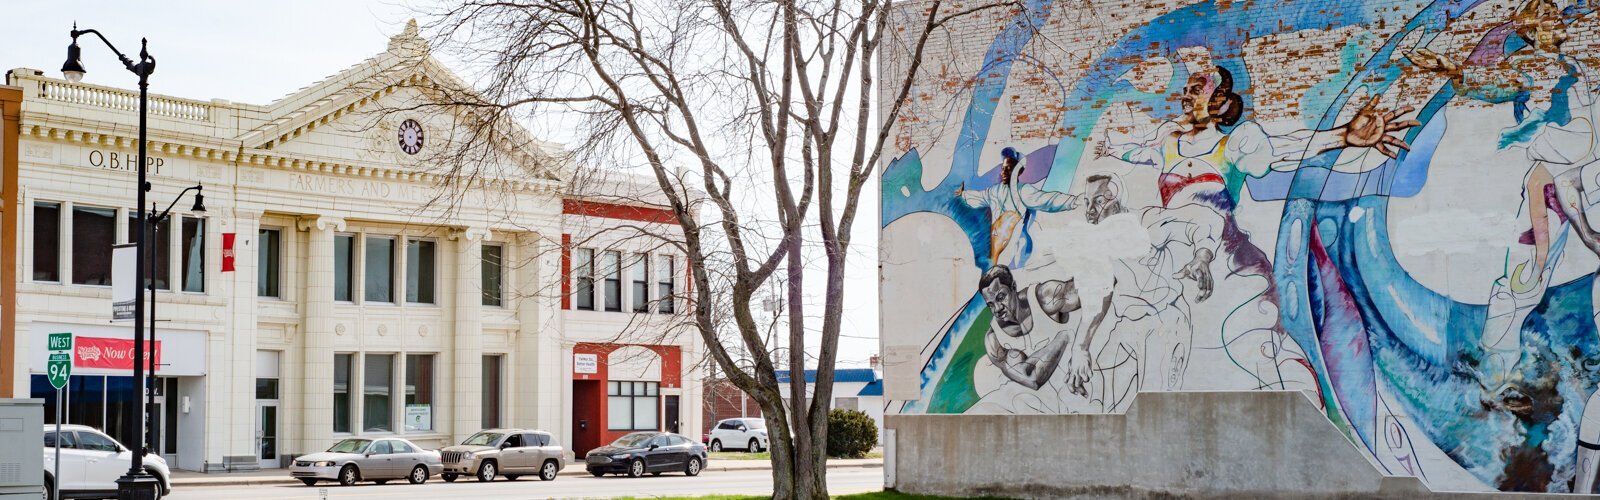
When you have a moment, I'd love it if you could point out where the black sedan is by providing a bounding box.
[585,432,707,478]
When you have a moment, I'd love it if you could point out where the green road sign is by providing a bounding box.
[47,353,70,390]
[47,332,71,352]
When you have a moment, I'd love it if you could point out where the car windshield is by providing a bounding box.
[462,432,504,446]
[327,439,371,454]
[745,419,766,429]
[611,433,657,448]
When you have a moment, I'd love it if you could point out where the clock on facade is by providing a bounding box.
[398,119,425,155]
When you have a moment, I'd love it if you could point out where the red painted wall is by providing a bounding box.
[571,342,683,456]
[561,233,572,310]
[563,199,676,224]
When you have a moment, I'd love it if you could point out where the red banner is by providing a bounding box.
[221,233,236,272]
[74,337,161,371]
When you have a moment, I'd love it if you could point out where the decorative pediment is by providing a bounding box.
[236,20,561,183]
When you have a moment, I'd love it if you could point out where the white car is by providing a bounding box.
[708,418,768,452]
[43,425,171,499]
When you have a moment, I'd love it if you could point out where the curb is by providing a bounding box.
[171,461,883,488]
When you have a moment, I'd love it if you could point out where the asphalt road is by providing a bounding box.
[164,466,884,499]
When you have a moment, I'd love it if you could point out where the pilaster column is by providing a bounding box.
[228,210,262,459]
[297,215,344,452]
[451,227,487,441]
[520,233,565,433]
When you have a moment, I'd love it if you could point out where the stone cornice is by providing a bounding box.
[18,120,566,197]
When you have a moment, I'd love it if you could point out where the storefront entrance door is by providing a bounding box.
[256,402,279,468]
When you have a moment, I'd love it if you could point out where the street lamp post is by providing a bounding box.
[62,24,164,500]
[144,186,203,459]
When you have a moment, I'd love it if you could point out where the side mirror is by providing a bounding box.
[737,426,747,432]
[649,444,659,451]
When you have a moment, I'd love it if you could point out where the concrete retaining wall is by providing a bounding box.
[885,391,1590,499]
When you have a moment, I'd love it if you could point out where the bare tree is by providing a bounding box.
[411,0,1014,497]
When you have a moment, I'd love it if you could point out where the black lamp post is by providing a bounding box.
[144,185,203,459]
[64,23,163,500]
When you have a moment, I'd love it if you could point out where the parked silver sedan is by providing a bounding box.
[289,437,443,486]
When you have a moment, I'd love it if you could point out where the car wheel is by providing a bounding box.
[710,439,722,452]
[338,464,360,486]
[627,459,645,478]
[477,460,498,482]
[749,438,763,452]
[408,465,429,484]
[42,476,51,500]
[540,460,559,481]
[441,473,458,482]
[300,478,318,486]
[686,457,702,477]
[590,470,605,477]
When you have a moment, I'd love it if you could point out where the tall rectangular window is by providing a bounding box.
[631,254,650,313]
[258,229,281,297]
[482,245,503,307]
[603,250,621,312]
[404,354,434,432]
[181,217,205,293]
[33,202,60,282]
[365,236,395,303]
[405,239,435,304]
[71,206,117,286]
[657,255,676,314]
[607,381,659,430]
[482,355,503,428]
[127,212,171,290]
[363,354,394,432]
[334,235,354,301]
[333,353,352,433]
[574,248,594,311]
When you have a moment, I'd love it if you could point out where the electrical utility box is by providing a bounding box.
[0,399,42,499]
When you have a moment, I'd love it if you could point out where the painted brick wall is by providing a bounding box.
[881,0,1600,493]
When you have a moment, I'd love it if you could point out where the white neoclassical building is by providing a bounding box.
[4,22,701,472]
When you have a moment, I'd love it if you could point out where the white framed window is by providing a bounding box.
[32,201,61,282]
[631,253,650,313]
[334,234,355,302]
[574,248,595,311]
[657,255,676,314]
[180,216,205,293]
[364,236,395,303]
[258,228,281,297]
[363,353,395,432]
[482,244,504,307]
[405,239,436,304]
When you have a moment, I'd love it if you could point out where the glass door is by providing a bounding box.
[256,402,279,468]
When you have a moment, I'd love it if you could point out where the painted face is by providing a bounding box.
[981,278,1026,337]
[1179,74,1216,124]
[1001,158,1019,184]
[1086,181,1120,225]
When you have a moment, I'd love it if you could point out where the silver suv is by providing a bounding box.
[439,429,564,482]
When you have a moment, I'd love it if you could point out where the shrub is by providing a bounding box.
[826,408,878,458]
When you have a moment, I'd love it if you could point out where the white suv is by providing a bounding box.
[708,418,768,452]
[43,425,171,499]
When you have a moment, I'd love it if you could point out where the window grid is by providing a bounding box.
[607,381,660,431]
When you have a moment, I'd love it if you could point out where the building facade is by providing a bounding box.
[6,22,699,472]
[882,0,1600,495]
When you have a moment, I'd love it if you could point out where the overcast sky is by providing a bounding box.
[0,0,882,370]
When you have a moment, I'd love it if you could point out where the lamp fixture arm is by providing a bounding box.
[150,185,203,224]
[69,27,135,72]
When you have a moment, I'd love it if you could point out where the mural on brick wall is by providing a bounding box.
[881,0,1600,492]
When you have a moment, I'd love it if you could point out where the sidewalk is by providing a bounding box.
[169,458,883,487]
